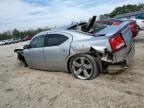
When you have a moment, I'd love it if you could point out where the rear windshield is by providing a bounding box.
[88,23,107,34]
[68,22,107,36]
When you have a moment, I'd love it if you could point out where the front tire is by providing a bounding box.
[69,54,99,80]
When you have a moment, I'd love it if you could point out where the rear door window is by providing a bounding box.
[46,34,68,47]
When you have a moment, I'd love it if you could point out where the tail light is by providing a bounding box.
[109,34,125,52]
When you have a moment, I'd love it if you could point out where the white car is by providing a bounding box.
[0,41,5,45]
[132,18,144,30]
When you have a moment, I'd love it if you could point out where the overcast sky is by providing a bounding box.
[0,0,144,32]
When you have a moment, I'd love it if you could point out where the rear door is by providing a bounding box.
[43,32,72,70]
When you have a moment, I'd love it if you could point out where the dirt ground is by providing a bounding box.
[0,31,144,108]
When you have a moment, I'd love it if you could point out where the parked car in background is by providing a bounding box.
[4,39,14,45]
[119,16,144,30]
[0,41,5,46]
[12,39,22,43]
[0,38,22,46]
[131,17,144,30]
[0,41,2,46]
[22,35,33,41]
[15,17,135,80]
[96,19,139,38]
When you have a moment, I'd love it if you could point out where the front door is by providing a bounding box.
[23,35,46,69]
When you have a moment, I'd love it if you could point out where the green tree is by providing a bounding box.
[108,4,144,18]
[99,14,110,20]
[13,29,20,39]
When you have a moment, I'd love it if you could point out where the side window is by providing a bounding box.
[29,35,45,48]
[47,34,68,47]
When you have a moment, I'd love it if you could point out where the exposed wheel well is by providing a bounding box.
[17,54,28,67]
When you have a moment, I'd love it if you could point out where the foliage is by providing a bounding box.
[0,28,49,41]
[109,4,144,18]
[99,14,110,20]
[99,3,144,20]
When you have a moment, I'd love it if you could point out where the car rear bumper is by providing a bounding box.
[101,43,135,65]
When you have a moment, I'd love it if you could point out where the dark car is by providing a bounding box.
[22,35,33,41]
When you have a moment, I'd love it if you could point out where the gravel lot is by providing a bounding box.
[0,31,144,108]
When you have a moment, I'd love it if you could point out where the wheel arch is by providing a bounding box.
[66,50,103,73]
[17,53,28,67]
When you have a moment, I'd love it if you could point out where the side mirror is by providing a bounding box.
[23,44,29,49]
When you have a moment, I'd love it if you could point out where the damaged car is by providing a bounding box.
[14,16,135,80]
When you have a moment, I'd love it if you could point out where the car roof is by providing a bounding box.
[33,29,94,40]
[53,22,87,30]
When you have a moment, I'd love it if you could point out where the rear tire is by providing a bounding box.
[69,54,100,80]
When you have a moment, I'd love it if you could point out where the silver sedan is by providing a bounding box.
[15,22,135,80]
